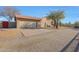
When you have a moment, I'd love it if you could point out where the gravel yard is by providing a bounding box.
[0,28,78,52]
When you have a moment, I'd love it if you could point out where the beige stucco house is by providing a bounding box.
[15,15,53,29]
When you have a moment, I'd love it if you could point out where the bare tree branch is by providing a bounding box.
[0,6,20,22]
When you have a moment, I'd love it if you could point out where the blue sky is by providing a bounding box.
[0,6,79,23]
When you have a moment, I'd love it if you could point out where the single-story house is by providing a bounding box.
[0,15,53,28]
[15,15,53,28]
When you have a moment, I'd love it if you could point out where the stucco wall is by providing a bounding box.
[40,18,47,28]
[40,18,53,28]
[16,17,53,29]
[16,20,38,28]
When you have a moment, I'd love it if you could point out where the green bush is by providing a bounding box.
[74,22,79,26]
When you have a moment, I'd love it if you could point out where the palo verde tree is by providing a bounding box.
[47,10,65,29]
[0,6,20,22]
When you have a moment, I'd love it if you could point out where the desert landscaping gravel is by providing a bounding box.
[0,28,78,52]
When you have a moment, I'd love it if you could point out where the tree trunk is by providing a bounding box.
[54,20,56,28]
[55,19,59,29]
[56,22,58,29]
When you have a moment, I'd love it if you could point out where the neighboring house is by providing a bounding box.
[0,21,16,28]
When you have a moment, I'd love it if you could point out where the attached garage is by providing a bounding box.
[15,15,41,29]
[17,21,37,28]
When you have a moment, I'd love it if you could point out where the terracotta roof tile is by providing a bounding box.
[15,15,41,21]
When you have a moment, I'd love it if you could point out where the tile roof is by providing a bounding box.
[15,15,41,21]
